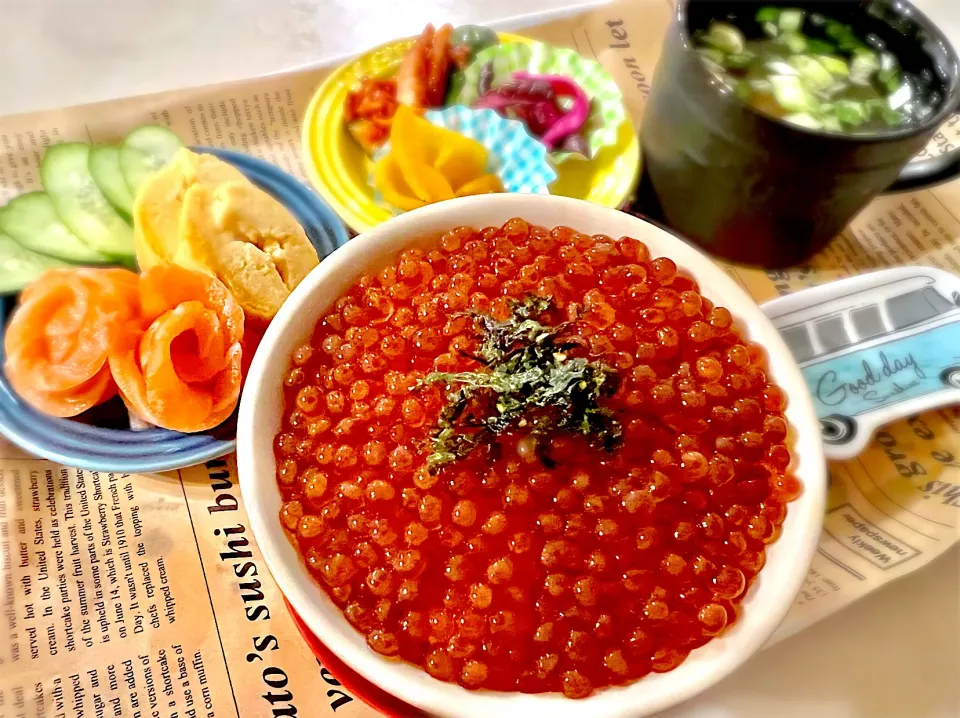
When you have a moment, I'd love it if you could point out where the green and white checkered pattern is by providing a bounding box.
[424,106,556,194]
[452,41,628,163]
[370,106,556,214]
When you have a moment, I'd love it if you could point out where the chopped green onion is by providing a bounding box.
[726,50,756,69]
[877,67,898,83]
[810,13,827,27]
[755,7,780,24]
[826,21,864,52]
[697,47,726,66]
[816,54,850,77]
[865,98,888,116]
[766,59,799,76]
[698,54,725,78]
[704,22,746,54]
[770,74,813,113]
[822,80,850,98]
[877,66,902,93]
[850,49,880,84]
[838,36,865,53]
[806,39,837,55]
[879,52,897,72]
[882,107,904,125]
[779,31,807,54]
[778,9,805,32]
[820,115,843,132]
[790,56,834,89]
[762,21,779,39]
[825,21,853,40]
[748,78,774,93]
[835,99,867,125]
[888,83,911,109]
[782,113,823,129]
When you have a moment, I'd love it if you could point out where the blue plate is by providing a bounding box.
[0,147,349,473]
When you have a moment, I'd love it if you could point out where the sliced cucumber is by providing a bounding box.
[119,126,184,194]
[89,145,134,218]
[0,191,111,264]
[40,143,135,262]
[0,231,68,294]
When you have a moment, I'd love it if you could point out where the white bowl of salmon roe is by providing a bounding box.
[238,194,826,718]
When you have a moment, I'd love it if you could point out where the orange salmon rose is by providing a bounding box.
[109,264,244,433]
[4,268,139,417]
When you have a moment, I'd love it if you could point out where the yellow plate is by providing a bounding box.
[302,33,641,234]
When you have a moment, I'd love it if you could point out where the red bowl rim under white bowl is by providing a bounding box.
[237,194,827,718]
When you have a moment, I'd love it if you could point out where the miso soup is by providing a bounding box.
[693,6,934,133]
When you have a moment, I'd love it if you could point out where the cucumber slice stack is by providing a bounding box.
[120,126,187,194]
[0,125,183,294]
[0,232,69,295]
[89,145,135,218]
[0,191,110,264]
[41,143,135,262]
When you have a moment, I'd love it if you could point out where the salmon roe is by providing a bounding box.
[274,220,800,698]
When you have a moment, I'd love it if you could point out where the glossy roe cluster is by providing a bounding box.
[274,219,801,698]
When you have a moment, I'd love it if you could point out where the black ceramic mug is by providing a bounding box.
[639,0,960,268]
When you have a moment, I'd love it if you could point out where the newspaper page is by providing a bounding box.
[0,0,958,716]
[0,438,378,718]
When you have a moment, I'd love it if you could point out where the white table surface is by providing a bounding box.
[2,1,959,716]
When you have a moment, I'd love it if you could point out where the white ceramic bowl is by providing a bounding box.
[238,194,827,718]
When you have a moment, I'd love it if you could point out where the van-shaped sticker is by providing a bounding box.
[762,267,960,460]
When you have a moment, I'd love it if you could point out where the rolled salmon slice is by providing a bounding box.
[109,264,244,433]
[4,268,139,417]
[8,365,117,418]
[167,308,229,384]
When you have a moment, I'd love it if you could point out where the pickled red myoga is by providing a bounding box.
[274,218,800,698]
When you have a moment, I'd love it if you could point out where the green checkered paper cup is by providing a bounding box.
[452,41,628,163]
